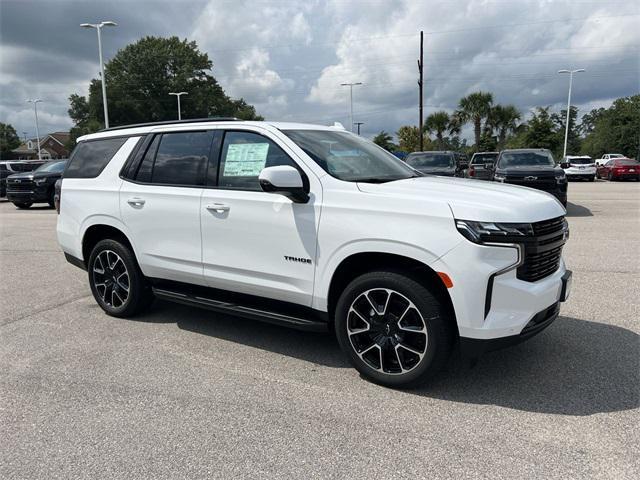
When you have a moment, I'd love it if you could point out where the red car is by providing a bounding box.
[596,158,640,181]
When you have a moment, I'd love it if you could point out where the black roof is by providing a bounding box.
[101,117,240,132]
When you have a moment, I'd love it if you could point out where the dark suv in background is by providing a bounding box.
[492,149,568,206]
[405,151,462,176]
[6,160,67,209]
[0,160,47,197]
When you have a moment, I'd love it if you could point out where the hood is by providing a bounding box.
[415,167,456,176]
[357,176,565,223]
[7,172,35,181]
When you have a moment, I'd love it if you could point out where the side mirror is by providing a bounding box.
[259,166,309,203]
[560,162,570,169]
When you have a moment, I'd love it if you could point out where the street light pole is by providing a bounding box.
[27,99,43,161]
[340,82,362,132]
[169,92,188,120]
[558,68,585,158]
[81,21,117,129]
[353,122,364,135]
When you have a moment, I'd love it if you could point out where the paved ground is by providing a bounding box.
[1,181,638,479]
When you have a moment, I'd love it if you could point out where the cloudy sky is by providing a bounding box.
[1,0,638,141]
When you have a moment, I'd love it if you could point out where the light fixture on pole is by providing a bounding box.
[340,82,363,132]
[169,92,188,120]
[81,21,118,129]
[26,99,43,161]
[558,68,585,158]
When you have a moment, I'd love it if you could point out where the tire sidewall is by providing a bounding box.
[335,271,450,388]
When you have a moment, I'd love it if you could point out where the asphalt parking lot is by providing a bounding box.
[1,180,638,479]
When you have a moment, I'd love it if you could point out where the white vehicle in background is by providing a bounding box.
[597,153,624,166]
[562,155,596,182]
[56,118,571,388]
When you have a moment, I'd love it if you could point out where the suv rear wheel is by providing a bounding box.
[335,271,453,388]
[88,239,154,317]
[13,202,32,209]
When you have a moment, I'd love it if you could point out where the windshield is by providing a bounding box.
[471,153,498,164]
[568,158,593,165]
[36,161,66,173]
[616,159,638,166]
[406,153,454,168]
[283,130,418,182]
[498,151,555,168]
[609,154,624,158]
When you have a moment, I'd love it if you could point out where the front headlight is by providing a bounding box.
[493,174,506,182]
[34,178,48,185]
[455,220,533,244]
[555,172,567,183]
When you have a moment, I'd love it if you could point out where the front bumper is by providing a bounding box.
[430,240,570,344]
[6,186,49,203]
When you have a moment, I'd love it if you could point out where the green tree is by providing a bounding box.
[372,130,396,151]
[488,104,521,150]
[579,95,640,159]
[523,107,560,152]
[455,91,494,149]
[68,36,263,139]
[424,111,450,149]
[0,122,21,159]
[552,106,580,157]
[396,125,432,153]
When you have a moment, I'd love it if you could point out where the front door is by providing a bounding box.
[200,129,321,306]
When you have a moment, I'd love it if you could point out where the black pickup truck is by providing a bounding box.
[491,149,568,206]
[6,160,67,209]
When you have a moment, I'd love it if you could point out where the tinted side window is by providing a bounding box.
[64,137,128,178]
[218,131,297,190]
[135,135,160,183]
[150,131,213,186]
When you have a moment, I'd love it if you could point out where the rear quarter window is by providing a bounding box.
[64,137,128,178]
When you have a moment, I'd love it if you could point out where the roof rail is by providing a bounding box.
[100,117,240,132]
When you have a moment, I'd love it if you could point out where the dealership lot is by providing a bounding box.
[1,181,638,479]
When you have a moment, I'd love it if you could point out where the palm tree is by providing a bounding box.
[488,104,521,149]
[372,130,396,151]
[455,91,494,148]
[424,111,450,149]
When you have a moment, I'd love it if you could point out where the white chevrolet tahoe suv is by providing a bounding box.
[57,119,571,387]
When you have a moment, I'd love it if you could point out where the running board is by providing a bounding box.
[152,286,328,332]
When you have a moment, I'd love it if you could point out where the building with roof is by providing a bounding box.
[12,132,71,160]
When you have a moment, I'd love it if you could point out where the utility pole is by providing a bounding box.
[27,99,43,161]
[169,92,188,120]
[418,30,424,151]
[340,82,362,132]
[81,21,118,128]
[353,122,364,135]
[558,68,585,158]
[22,132,28,143]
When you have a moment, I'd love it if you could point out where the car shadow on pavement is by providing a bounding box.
[565,201,593,217]
[416,316,639,416]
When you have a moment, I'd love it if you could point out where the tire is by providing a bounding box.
[334,270,454,388]
[87,238,154,317]
[608,172,613,181]
[589,176,595,182]
[48,188,55,208]
[13,202,32,209]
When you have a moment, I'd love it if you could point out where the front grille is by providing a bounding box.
[507,177,557,192]
[7,180,34,192]
[517,216,567,282]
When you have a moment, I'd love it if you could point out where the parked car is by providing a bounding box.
[405,151,461,176]
[492,148,568,207]
[0,159,47,197]
[6,160,67,209]
[596,153,625,166]
[453,152,469,171]
[596,158,640,181]
[562,155,596,181]
[466,152,498,180]
[57,119,571,388]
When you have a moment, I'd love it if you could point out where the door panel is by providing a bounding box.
[200,189,320,305]
[120,182,205,285]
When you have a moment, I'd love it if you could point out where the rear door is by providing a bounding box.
[120,130,215,285]
[200,128,321,306]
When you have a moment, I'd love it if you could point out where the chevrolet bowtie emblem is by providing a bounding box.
[524,176,537,181]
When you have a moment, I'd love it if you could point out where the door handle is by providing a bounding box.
[206,203,230,213]
[127,197,146,207]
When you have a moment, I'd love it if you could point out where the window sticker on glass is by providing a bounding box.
[223,143,269,176]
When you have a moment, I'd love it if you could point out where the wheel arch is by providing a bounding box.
[81,222,137,269]
[324,251,458,336]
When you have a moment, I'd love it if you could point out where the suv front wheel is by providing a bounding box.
[335,271,454,388]
[88,239,154,317]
